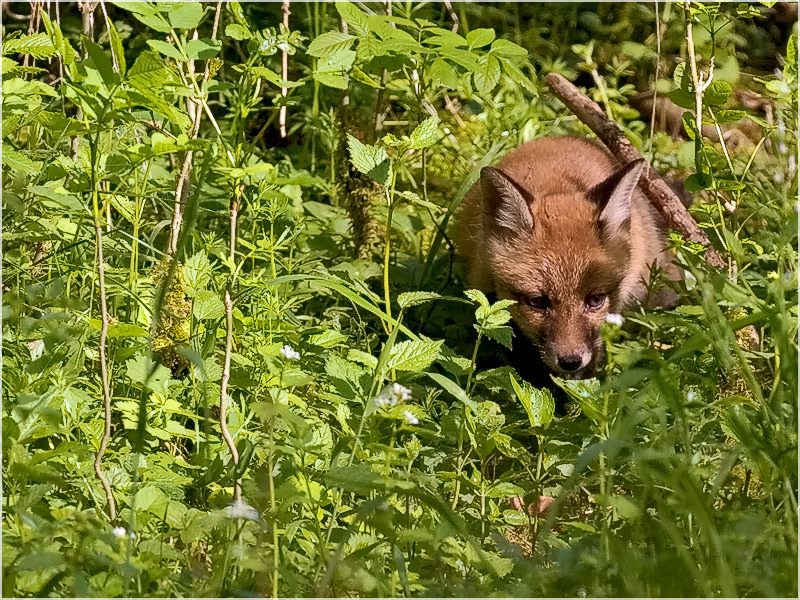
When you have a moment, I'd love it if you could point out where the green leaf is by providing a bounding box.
[127,50,168,91]
[667,88,695,110]
[335,2,369,35]
[473,55,501,95]
[409,115,440,149]
[2,143,41,176]
[307,31,356,58]
[168,2,205,29]
[147,39,185,61]
[225,23,251,40]
[705,80,732,106]
[106,18,126,75]
[83,38,119,86]
[510,375,555,428]
[427,372,478,411]
[465,289,490,311]
[313,71,348,90]
[386,339,443,371]
[126,354,171,392]
[429,58,460,89]
[193,290,225,321]
[490,38,528,59]
[185,38,221,60]
[346,134,392,186]
[2,33,56,58]
[467,28,495,49]
[397,291,443,309]
[250,66,304,88]
[114,2,172,33]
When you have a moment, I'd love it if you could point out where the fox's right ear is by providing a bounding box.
[481,166,534,234]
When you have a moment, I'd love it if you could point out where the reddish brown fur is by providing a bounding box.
[457,137,674,377]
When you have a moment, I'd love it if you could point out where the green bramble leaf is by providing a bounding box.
[307,31,356,58]
[386,339,443,371]
[409,115,440,150]
[346,134,392,186]
[2,33,56,58]
[510,375,555,428]
[397,291,443,309]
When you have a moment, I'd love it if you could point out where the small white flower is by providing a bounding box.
[501,130,510,137]
[788,154,796,177]
[778,141,787,155]
[778,120,786,136]
[774,171,785,185]
[374,383,412,408]
[228,500,260,521]
[686,390,697,402]
[280,345,300,360]
[113,526,127,537]
[403,410,419,425]
[605,313,624,326]
[724,200,737,213]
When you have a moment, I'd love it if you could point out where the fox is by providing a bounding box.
[457,136,676,379]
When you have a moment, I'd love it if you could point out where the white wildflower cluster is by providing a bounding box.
[605,313,625,326]
[280,344,300,360]
[403,410,419,425]
[374,383,412,408]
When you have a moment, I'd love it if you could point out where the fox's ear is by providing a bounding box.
[481,166,534,233]
[589,159,647,234]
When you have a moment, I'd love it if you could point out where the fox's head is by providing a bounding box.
[480,159,647,378]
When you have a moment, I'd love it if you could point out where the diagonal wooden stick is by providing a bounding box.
[545,72,725,269]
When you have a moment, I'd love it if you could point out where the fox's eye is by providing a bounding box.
[585,293,607,310]
[524,295,551,310]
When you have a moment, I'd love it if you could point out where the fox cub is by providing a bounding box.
[458,137,674,379]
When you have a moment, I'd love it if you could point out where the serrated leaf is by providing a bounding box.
[314,71,348,90]
[397,291,443,309]
[511,375,555,427]
[307,31,356,58]
[409,115,440,149]
[429,57,460,89]
[386,339,443,372]
[473,54,501,95]
[705,80,732,106]
[127,50,168,91]
[225,23,251,40]
[335,2,369,35]
[193,290,224,321]
[482,325,514,349]
[3,33,56,58]
[2,144,41,176]
[250,66,304,88]
[465,289,490,310]
[346,134,392,186]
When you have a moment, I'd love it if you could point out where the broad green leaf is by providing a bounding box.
[346,134,392,186]
[409,115,440,149]
[225,23,251,40]
[307,31,356,58]
[115,2,172,33]
[168,2,205,29]
[467,28,496,49]
[314,71,348,90]
[193,290,225,321]
[127,50,168,91]
[83,38,119,86]
[465,289,490,311]
[335,2,369,35]
[250,65,304,88]
[126,354,171,392]
[2,144,41,176]
[185,38,221,60]
[386,339,443,371]
[705,80,732,106]
[147,39,185,61]
[473,55,501,94]
[510,375,555,427]
[429,58,460,89]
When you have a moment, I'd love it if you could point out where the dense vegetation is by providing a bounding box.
[2,2,797,597]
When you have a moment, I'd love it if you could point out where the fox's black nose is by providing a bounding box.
[557,354,584,372]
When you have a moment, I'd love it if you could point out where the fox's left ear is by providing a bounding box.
[588,159,647,235]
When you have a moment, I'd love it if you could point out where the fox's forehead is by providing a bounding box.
[491,240,625,298]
